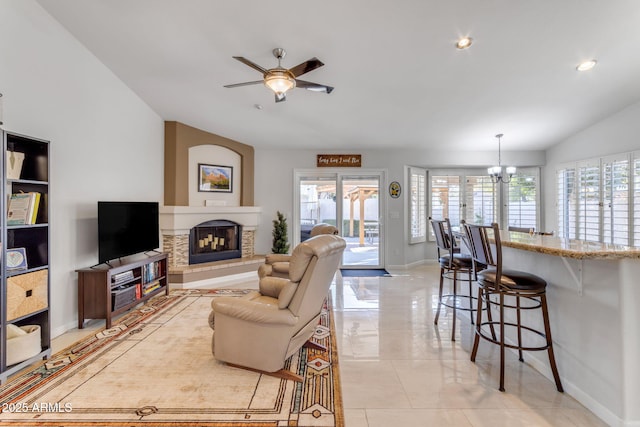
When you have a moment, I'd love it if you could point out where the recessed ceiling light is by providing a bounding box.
[576,59,597,71]
[456,37,473,49]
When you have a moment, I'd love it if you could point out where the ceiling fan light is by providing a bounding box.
[264,71,296,94]
[456,37,473,49]
[576,59,597,71]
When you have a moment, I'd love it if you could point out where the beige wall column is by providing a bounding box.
[164,121,255,206]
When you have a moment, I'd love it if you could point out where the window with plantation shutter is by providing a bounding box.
[409,167,427,244]
[556,152,640,245]
[557,167,576,239]
[429,169,536,235]
[464,175,496,225]
[576,161,601,241]
[506,169,538,230]
[634,153,640,246]
[602,156,629,245]
[430,175,461,225]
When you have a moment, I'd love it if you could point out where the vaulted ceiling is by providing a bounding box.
[37,0,640,151]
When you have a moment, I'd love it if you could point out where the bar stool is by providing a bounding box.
[430,218,475,341]
[463,222,563,393]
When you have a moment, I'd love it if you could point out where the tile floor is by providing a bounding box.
[50,263,606,427]
[332,264,606,427]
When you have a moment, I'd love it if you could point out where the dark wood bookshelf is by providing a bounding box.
[1,131,51,383]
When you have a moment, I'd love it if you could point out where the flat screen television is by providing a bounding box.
[98,201,159,264]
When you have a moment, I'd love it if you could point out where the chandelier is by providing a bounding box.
[488,133,516,184]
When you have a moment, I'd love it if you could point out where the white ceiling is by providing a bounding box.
[37,0,640,151]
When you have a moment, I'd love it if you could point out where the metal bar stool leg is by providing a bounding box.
[541,294,564,392]
[516,295,524,362]
[434,267,445,326]
[468,268,475,325]
[470,285,483,362]
[484,288,497,341]
[451,270,458,341]
[499,291,506,392]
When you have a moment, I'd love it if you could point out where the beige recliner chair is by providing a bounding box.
[209,234,345,380]
[257,223,339,279]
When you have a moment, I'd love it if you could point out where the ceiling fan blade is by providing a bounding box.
[295,80,334,94]
[224,80,264,88]
[288,58,324,77]
[232,56,268,74]
[275,92,287,103]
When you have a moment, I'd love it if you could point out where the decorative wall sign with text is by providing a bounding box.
[316,154,362,168]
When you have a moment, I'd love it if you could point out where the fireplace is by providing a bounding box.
[160,205,261,268]
[189,219,242,264]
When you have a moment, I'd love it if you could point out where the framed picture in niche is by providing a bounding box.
[198,164,233,193]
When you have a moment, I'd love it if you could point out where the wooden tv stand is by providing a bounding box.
[76,253,168,329]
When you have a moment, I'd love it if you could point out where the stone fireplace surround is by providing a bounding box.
[160,205,261,266]
[160,206,263,285]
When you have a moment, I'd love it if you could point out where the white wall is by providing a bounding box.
[543,101,640,231]
[0,1,164,336]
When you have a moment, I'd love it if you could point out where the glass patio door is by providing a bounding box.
[340,176,381,268]
[299,176,338,242]
[296,171,383,269]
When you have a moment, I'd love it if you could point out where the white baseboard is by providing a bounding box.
[468,324,626,427]
[523,352,625,427]
[386,259,436,270]
[52,321,79,340]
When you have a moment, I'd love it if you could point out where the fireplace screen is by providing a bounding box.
[189,219,242,264]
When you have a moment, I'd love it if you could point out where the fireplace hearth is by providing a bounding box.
[189,219,242,264]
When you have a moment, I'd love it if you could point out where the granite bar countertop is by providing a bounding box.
[500,231,640,260]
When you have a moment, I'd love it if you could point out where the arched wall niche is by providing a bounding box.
[164,121,254,206]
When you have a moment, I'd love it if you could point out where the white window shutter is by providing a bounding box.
[602,155,630,245]
[409,167,427,243]
[506,169,538,230]
[576,160,601,241]
[430,175,461,225]
[557,167,576,239]
[464,176,496,225]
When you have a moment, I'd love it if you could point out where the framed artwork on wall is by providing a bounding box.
[198,164,233,193]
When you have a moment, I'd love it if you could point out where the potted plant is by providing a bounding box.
[271,211,290,254]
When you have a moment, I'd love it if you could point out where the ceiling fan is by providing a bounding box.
[224,48,334,103]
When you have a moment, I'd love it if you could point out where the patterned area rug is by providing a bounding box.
[0,289,343,426]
